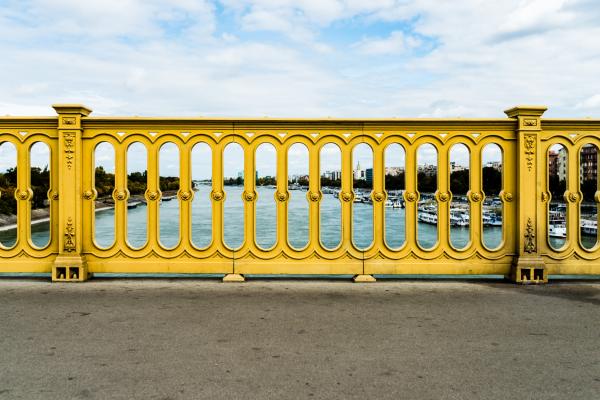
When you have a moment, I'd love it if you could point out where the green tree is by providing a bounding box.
[417,172,437,193]
[482,167,502,196]
[385,173,405,190]
[450,170,469,195]
[320,177,341,188]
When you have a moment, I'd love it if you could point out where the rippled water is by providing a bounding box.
[0,185,514,250]
[2,185,595,251]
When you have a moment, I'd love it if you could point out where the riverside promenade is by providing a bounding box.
[0,278,598,399]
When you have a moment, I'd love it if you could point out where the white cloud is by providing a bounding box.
[494,0,575,41]
[223,0,407,50]
[0,0,599,123]
[0,0,217,63]
[576,94,600,110]
[353,31,418,55]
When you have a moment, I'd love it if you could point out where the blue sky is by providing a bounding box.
[0,0,597,176]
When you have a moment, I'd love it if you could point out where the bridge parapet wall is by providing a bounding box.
[0,105,598,282]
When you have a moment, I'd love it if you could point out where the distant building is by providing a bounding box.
[450,162,467,173]
[366,168,373,185]
[385,166,404,176]
[558,147,567,181]
[418,164,437,176]
[289,174,309,183]
[548,150,559,177]
[354,161,366,180]
[484,161,502,172]
[580,144,597,183]
[322,170,341,180]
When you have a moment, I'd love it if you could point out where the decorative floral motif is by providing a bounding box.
[83,190,95,200]
[16,190,30,201]
[275,191,289,202]
[340,191,354,202]
[524,135,535,172]
[64,132,75,170]
[146,190,160,201]
[541,192,549,203]
[114,190,127,201]
[64,217,76,253]
[372,192,386,202]
[62,117,76,126]
[470,192,483,203]
[502,191,514,202]
[211,190,224,201]
[404,192,417,202]
[243,191,256,202]
[567,192,579,203]
[438,192,450,202]
[178,191,192,201]
[307,191,321,202]
[524,217,536,253]
[523,119,537,127]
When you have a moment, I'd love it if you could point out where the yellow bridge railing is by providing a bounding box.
[0,104,598,283]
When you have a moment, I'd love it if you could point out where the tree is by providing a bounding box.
[320,177,341,188]
[417,172,437,193]
[385,174,405,190]
[482,167,502,196]
[581,179,597,203]
[450,170,469,195]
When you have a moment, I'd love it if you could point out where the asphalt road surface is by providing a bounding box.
[0,278,598,399]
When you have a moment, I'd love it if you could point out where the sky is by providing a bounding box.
[0,0,597,177]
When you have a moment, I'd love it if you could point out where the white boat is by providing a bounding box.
[393,200,404,209]
[580,219,597,236]
[418,211,438,224]
[548,224,567,238]
[450,212,469,227]
[483,212,502,227]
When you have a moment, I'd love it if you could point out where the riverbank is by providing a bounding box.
[0,190,181,233]
[0,204,115,232]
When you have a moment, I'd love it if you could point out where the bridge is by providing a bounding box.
[0,104,598,283]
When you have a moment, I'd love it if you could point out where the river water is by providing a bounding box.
[1,185,594,251]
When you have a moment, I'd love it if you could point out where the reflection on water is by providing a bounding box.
[0,220,51,248]
[3,185,591,250]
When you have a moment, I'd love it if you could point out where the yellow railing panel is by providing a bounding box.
[0,106,599,281]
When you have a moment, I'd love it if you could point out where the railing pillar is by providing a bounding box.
[505,105,548,283]
[51,104,92,282]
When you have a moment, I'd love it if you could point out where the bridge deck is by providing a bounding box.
[1,279,598,399]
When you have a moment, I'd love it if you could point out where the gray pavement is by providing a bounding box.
[0,278,598,400]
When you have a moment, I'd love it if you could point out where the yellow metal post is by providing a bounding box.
[505,106,548,283]
[52,104,92,282]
